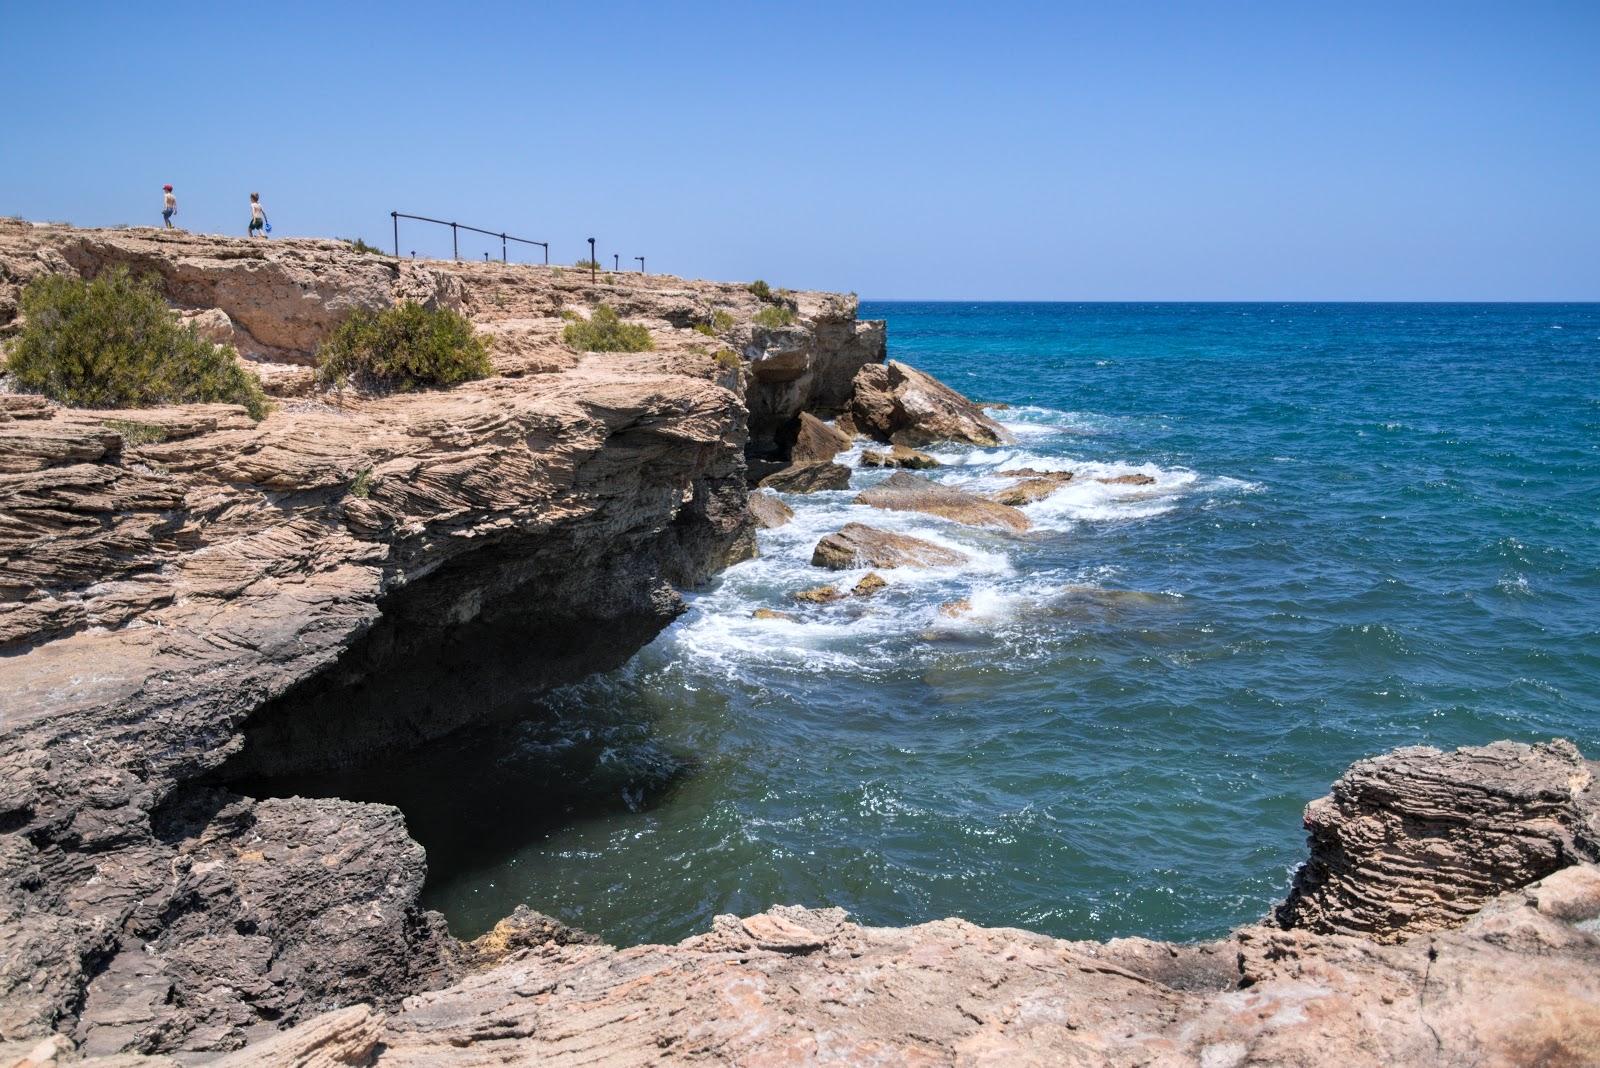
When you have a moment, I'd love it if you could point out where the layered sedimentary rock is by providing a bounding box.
[1278,737,1600,940]
[17,740,1598,1067]
[0,222,887,1055]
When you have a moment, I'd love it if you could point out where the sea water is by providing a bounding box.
[307,303,1600,946]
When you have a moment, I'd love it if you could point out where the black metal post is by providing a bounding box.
[635,256,645,274]
[501,234,507,262]
[452,223,459,261]
[543,244,548,265]
[392,211,399,257]
[613,254,619,271]
[587,238,596,283]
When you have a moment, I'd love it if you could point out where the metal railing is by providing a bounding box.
[391,211,549,264]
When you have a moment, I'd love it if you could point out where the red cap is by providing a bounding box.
[163,184,173,191]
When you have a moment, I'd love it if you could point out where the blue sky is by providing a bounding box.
[4,1,1596,300]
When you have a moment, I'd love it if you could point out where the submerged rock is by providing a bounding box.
[811,523,968,570]
[856,470,1030,531]
[989,470,1074,505]
[938,598,973,618]
[752,608,799,621]
[793,584,845,604]
[1098,472,1157,486]
[748,490,795,529]
[847,360,1013,447]
[860,444,940,470]
[787,412,852,463]
[758,460,851,493]
[852,572,888,596]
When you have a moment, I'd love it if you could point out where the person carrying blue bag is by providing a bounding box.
[248,192,270,238]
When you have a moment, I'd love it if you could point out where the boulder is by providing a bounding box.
[847,361,1013,447]
[855,471,1030,532]
[794,584,844,604]
[788,412,852,463]
[748,491,794,529]
[1098,473,1156,486]
[990,470,1074,505]
[860,445,940,470]
[758,461,851,494]
[811,523,968,570]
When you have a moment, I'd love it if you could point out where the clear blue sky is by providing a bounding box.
[4,1,1597,300]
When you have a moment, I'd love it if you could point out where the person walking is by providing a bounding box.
[161,185,176,229]
[248,192,269,238]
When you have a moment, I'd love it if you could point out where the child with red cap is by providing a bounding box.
[161,185,176,229]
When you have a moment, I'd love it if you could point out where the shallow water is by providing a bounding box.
[272,303,1600,947]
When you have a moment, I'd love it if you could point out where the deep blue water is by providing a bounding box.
[353,303,1600,946]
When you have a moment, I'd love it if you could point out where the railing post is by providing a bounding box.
[543,243,548,265]
[451,223,459,261]
[587,238,596,283]
[635,256,645,274]
[392,211,399,257]
[501,233,507,263]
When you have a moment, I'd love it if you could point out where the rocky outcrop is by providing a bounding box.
[861,444,939,469]
[756,460,850,493]
[1,223,872,1055]
[740,294,885,457]
[51,741,1600,1066]
[811,523,968,569]
[856,470,1031,531]
[845,360,1013,447]
[1277,738,1600,940]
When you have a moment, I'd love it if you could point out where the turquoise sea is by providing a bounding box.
[289,303,1600,946]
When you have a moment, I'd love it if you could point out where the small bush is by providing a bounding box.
[692,322,715,337]
[343,237,390,256]
[752,305,796,328]
[574,258,601,270]
[104,418,168,445]
[349,467,375,498]
[4,268,268,419]
[713,309,735,331]
[747,279,772,301]
[562,304,654,353]
[714,348,741,370]
[315,302,491,392]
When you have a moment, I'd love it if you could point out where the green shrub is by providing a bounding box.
[561,304,654,353]
[692,322,715,337]
[343,237,390,256]
[103,418,168,445]
[4,268,268,419]
[714,348,741,370]
[752,305,796,328]
[315,302,491,392]
[713,309,735,331]
[747,279,772,301]
[575,258,601,270]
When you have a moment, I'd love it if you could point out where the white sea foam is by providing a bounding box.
[668,402,1257,671]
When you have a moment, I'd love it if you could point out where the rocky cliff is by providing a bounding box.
[2,222,1598,1066]
[0,222,882,1056]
